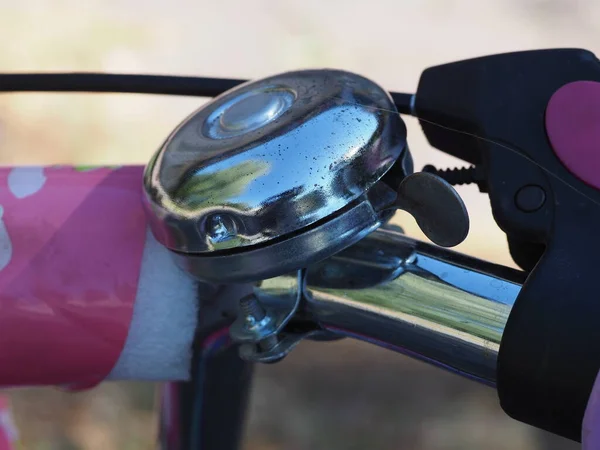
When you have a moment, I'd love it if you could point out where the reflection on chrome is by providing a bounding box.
[303,228,525,386]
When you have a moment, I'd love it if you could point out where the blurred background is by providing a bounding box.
[0,0,597,448]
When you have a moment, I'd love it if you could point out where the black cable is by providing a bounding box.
[0,73,246,98]
[0,72,415,113]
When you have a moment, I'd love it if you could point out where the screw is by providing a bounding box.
[258,335,279,352]
[240,294,267,321]
[239,295,278,351]
[206,214,236,244]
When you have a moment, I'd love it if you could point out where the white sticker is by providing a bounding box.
[7,167,46,199]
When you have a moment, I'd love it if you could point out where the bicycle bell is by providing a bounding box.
[143,69,468,283]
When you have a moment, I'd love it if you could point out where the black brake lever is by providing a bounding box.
[414,48,600,442]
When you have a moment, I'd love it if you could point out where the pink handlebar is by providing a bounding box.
[0,166,147,388]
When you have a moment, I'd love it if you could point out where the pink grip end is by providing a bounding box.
[546,80,600,191]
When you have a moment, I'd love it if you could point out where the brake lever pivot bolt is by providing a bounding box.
[514,185,546,212]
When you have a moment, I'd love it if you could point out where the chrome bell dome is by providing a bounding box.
[143,69,410,283]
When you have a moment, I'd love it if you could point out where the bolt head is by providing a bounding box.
[245,315,257,326]
[205,214,237,245]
